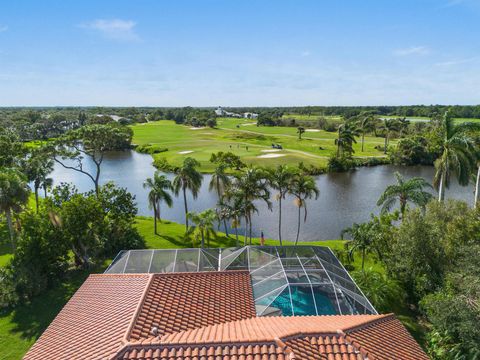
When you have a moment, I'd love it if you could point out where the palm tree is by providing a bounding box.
[143,172,173,235]
[0,168,30,250]
[475,163,480,208]
[380,119,400,154]
[24,151,54,212]
[357,113,376,152]
[268,165,295,246]
[341,222,374,271]
[398,117,410,137]
[290,174,319,245]
[172,157,203,231]
[232,166,271,245]
[335,122,359,157]
[377,172,433,217]
[42,177,53,198]
[209,164,231,235]
[297,126,305,140]
[186,209,217,248]
[221,189,244,246]
[433,111,480,202]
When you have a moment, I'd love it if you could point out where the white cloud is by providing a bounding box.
[393,46,430,56]
[79,19,139,41]
[435,57,478,66]
[301,50,311,57]
[0,25,8,33]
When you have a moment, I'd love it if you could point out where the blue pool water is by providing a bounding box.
[269,286,337,316]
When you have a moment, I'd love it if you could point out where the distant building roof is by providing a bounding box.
[24,248,428,360]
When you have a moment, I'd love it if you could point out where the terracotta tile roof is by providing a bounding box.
[116,315,429,360]
[157,314,386,344]
[345,314,429,360]
[284,336,363,360]
[24,274,152,360]
[128,271,255,340]
[25,271,428,360]
[118,343,288,360]
[24,271,255,360]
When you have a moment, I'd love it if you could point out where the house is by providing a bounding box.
[24,246,429,360]
[214,106,225,116]
[244,112,258,119]
[214,107,242,118]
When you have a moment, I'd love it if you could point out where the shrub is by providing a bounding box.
[389,136,435,165]
[0,211,69,306]
[352,268,404,313]
[327,154,355,172]
[136,144,168,154]
[153,157,176,172]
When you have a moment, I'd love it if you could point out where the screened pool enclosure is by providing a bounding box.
[105,246,376,317]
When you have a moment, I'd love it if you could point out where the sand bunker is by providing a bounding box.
[189,127,206,130]
[241,123,256,126]
[257,153,286,159]
[305,129,320,132]
[261,149,281,153]
[178,150,194,155]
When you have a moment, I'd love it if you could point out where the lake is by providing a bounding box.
[48,150,474,241]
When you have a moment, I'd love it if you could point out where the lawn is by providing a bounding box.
[281,114,343,122]
[131,119,389,173]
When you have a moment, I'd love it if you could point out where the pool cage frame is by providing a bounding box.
[105,246,376,317]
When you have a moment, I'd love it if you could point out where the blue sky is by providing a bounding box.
[0,0,479,106]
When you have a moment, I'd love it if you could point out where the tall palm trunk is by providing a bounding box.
[223,219,229,237]
[361,132,365,152]
[183,186,189,230]
[201,230,205,248]
[278,195,283,246]
[234,221,239,246]
[295,203,301,245]
[5,208,16,251]
[475,166,480,208]
[438,170,446,202]
[153,204,158,235]
[249,220,253,245]
[244,211,248,246]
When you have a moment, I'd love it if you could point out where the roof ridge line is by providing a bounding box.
[274,337,296,360]
[123,273,155,342]
[342,313,395,334]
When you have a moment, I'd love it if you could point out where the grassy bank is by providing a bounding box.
[131,119,390,173]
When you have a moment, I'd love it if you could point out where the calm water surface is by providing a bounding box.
[49,150,474,241]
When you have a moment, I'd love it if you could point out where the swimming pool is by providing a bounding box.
[268,286,337,316]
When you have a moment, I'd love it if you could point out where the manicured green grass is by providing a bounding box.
[131,119,389,173]
[281,114,343,122]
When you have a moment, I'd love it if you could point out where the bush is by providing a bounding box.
[136,144,168,154]
[0,211,69,306]
[352,268,404,313]
[153,157,176,172]
[389,136,435,165]
[327,154,355,172]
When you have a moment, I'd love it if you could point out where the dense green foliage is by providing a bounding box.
[0,183,144,307]
[349,201,480,359]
